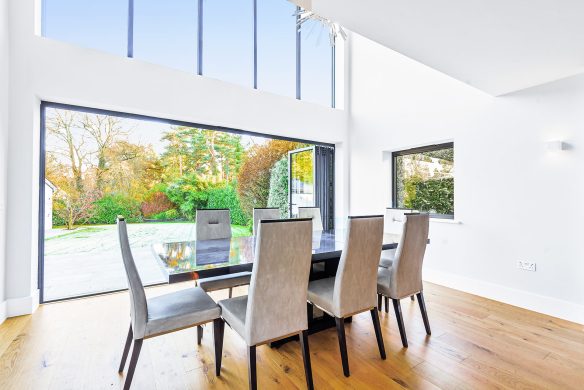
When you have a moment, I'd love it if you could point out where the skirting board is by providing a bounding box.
[0,301,6,325]
[6,289,40,318]
[424,268,584,325]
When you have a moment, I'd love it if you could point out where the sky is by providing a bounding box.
[42,0,333,106]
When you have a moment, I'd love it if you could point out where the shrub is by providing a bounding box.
[89,194,142,224]
[150,209,180,220]
[206,184,249,226]
[164,174,210,220]
[141,191,175,217]
[405,177,454,215]
[267,157,289,217]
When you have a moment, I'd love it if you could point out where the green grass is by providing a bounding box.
[45,226,108,240]
[231,225,252,237]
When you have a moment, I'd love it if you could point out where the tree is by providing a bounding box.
[267,157,289,217]
[237,140,303,216]
[80,113,127,193]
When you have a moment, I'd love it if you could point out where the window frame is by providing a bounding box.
[391,142,454,220]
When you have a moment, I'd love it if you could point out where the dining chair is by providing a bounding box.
[216,218,315,390]
[195,209,251,342]
[116,217,222,390]
[377,213,431,348]
[298,207,324,231]
[252,207,280,236]
[379,208,415,269]
[307,215,386,377]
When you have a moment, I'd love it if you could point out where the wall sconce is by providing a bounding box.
[545,140,568,152]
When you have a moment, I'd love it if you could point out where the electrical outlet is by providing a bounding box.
[517,260,536,272]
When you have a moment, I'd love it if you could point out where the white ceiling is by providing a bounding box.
[307,0,584,96]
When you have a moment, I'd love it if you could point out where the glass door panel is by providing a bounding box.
[289,147,315,217]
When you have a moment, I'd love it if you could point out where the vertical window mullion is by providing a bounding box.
[331,39,336,108]
[197,0,203,75]
[253,0,258,89]
[296,6,301,100]
[127,0,134,58]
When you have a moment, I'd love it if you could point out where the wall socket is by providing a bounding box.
[517,260,536,272]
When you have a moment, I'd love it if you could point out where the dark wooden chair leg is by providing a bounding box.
[307,302,314,322]
[377,294,382,311]
[299,330,314,390]
[384,296,389,313]
[123,338,143,390]
[335,317,350,377]
[410,295,415,302]
[370,309,386,360]
[213,319,225,376]
[118,325,133,373]
[248,345,257,390]
[392,299,408,348]
[417,292,431,335]
[229,287,233,298]
[197,325,203,345]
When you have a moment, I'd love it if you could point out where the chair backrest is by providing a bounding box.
[196,209,232,240]
[298,207,323,231]
[384,208,415,234]
[332,215,384,318]
[117,217,148,339]
[389,213,430,298]
[245,218,313,346]
[252,208,280,236]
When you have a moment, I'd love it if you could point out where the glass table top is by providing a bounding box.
[152,229,402,280]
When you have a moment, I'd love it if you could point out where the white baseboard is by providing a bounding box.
[0,301,6,325]
[424,268,584,325]
[6,289,40,318]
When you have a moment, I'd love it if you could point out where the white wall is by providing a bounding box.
[0,0,9,323]
[348,33,584,323]
[4,0,348,316]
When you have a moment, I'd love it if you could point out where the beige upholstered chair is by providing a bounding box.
[217,219,315,390]
[196,209,232,240]
[116,217,222,390]
[377,213,431,348]
[379,208,415,269]
[298,207,324,231]
[195,209,251,342]
[307,215,386,377]
[252,208,280,236]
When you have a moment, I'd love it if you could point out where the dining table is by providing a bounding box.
[151,228,429,347]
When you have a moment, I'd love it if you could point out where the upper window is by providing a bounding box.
[300,18,333,106]
[257,0,297,98]
[202,0,254,88]
[392,143,454,218]
[42,0,128,56]
[133,0,198,73]
[40,0,339,107]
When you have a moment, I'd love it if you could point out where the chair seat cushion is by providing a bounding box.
[377,266,393,297]
[307,277,336,316]
[218,295,248,341]
[145,287,221,337]
[379,250,395,269]
[198,272,252,292]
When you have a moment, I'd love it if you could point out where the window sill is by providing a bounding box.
[430,218,461,225]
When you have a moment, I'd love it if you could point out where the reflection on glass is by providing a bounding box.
[133,0,197,73]
[42,0,128,56]
[203,0,254,87]
[289,148,314,217]
[257,0,296,98]
[195,238,231,266]
[301,18,332,106]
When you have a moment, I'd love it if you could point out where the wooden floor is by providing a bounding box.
[0,282,582,390]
